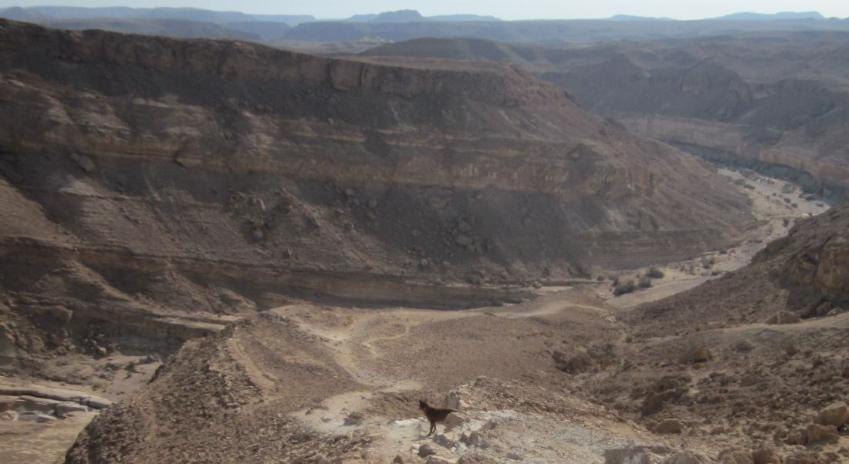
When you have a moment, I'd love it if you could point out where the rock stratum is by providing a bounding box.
[0,19,752,279]
[365,34,849,201]
[0,17,755,366]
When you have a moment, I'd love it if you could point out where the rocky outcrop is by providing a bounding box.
[758,206,849,306]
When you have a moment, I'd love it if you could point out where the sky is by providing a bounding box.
[1,0,848,20]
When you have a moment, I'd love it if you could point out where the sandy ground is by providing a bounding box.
[597,168,830,309]
[272,290,709,463]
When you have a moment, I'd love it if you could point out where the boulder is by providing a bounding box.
[418,444,436,458]
[652,418,684,434]
[0,410,17,421]
[460,431,487,448]
[752,447,782,464]
[803,423,839,445]
[433,433,456,449]
[604,446,651,464]
[814,401,849,426]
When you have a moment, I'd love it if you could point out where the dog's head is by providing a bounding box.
[418,400,428,410]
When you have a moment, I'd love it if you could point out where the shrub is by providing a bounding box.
[638,276,653,288]
[613,281,636,296]
[646,267,665,279]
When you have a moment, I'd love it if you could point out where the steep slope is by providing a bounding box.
[628,205,849,336]
[0,20,753,374]
[365,34,849,200]
[557,207,849,463]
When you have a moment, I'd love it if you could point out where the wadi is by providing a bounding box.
[0,6,848,464]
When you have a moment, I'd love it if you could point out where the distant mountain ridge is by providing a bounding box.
[712,11,825,21]
[344,10,500,22]
[0,6,314,26]
[0,6,843,46]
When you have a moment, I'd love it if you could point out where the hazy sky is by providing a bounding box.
[2,1,848,20]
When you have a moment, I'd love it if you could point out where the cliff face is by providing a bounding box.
[758,206,849,305]
[628,205,849,338]
[366,36,849,200]
[0,20,753,366]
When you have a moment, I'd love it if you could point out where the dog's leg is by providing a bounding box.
[428,421,435,436]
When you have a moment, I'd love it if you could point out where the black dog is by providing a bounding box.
[419,400,454,436]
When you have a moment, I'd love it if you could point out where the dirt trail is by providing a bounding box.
[265,288,657,462]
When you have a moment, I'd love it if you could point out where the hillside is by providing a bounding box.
[0,19,754,374]
[365,34,849,200]
[60,209,849,463]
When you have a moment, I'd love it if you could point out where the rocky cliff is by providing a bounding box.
[629,205,849,336]
[366,35,849,200]
[0,20,752,368]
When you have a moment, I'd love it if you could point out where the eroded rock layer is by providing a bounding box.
[0,20,751,367]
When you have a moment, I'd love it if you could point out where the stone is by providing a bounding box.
[460,431,487,448]
[506,452,522,460]
[54,402,88,418]
[418,444,436,458]
[0,410,17,421]
[784,452,825,464]
[425,457,453,464]
[443,412,466,430]
[679,344,712,364]
[343,411,364,426]
[83,397,112,409]
[444,389,467,410]
[71,153,96,173]
[815,401,849,426]
[663,452,704,464]
[604,446,651,464]
[752,448,782,464]
[803,423,839,444]
[433,433,456,449]
[718,449,753,464]
[652,418,684,434]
